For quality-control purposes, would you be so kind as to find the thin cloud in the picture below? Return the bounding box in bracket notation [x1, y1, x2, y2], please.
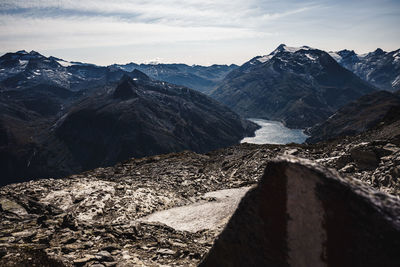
[0, 0, 316, 27]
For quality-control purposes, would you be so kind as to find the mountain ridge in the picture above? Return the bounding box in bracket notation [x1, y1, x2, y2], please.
[330, 47, 400, 91]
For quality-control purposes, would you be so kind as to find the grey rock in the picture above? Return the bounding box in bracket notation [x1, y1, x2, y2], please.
[96, 250, 114, 262]
[73, 255, 96, 266]
[157, 248, 176, 256]
[340, 164, 355, 173]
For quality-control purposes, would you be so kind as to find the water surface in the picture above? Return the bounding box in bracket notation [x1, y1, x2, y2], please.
[241, 119, 308, 145]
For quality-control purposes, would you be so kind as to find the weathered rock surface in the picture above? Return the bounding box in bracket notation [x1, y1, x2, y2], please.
[200, 157, 400, 267]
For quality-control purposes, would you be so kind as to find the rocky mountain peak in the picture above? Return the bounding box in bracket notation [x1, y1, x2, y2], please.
[29, 50, 42, 56]
[275, 43, 287, 52]
[269, 44, 313, 56]
[372, 48, 385, 55]
[337, 49, 357, 58]
[113, 76, 138, 99]
[15, 50, 28, 55]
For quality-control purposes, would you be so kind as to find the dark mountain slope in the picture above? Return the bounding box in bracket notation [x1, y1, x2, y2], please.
[0, 101, 46, 185]
[307, 90, 400, 143]
[54, 76, 257, 171]
[211, 44, 376, 128]
[0, 72, 257, 185]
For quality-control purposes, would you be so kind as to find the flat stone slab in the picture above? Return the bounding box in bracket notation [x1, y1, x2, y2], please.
[139, 187, 252, 232]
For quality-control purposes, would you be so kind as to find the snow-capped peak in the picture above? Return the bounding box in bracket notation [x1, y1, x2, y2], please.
[272, 44, 314, 54]
[256, 44, 315, 63]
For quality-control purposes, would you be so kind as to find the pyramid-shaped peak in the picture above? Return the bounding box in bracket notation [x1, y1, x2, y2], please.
[372, 48, 385, 55]
[29, 50, 43, 56]
[113, 76, 138, 99]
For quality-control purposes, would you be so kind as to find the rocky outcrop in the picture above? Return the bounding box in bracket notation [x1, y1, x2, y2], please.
[200, 157, 400, 267]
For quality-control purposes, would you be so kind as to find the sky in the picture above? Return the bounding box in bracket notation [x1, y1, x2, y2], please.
[0, 0, 399, 66]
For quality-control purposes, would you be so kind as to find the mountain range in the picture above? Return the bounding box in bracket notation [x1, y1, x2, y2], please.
[113, 62, 238, 94]
[0, 51, 256, 185]
[210, 44, 377, 128]
[1, 45, 399, 185]
[1, 45, 400, 266]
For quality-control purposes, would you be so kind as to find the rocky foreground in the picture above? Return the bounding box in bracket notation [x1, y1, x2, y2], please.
[1, 129, 400, 266]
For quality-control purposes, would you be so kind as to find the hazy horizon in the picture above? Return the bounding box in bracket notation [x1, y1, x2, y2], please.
[1, 0, 399, 66]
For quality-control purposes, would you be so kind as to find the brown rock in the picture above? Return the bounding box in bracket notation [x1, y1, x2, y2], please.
[350, 144, 379, 170]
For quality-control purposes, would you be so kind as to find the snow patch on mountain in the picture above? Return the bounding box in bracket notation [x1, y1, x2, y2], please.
[18, 59, 29, 67]
[392, 75, 400, 87]
[257, 55, 272, 63]
[305, 53, 318, 61]
[281, 45, 313, 53]
[328, 52, 342, 61]
[56, 60, 75, 67]
[393, 51, 400, 63]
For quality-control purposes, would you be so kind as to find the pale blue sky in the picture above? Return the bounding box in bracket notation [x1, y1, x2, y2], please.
[0, 0, 399, 66]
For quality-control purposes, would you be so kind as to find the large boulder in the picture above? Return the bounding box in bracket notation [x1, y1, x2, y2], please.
[199, 157, 400, 267]
[349, 143, 380, 170]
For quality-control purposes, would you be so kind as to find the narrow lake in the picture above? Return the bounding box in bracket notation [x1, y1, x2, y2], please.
[241, 119, 308, 145]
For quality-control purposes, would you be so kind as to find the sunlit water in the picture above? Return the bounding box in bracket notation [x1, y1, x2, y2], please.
[241, 119, 309, 145]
